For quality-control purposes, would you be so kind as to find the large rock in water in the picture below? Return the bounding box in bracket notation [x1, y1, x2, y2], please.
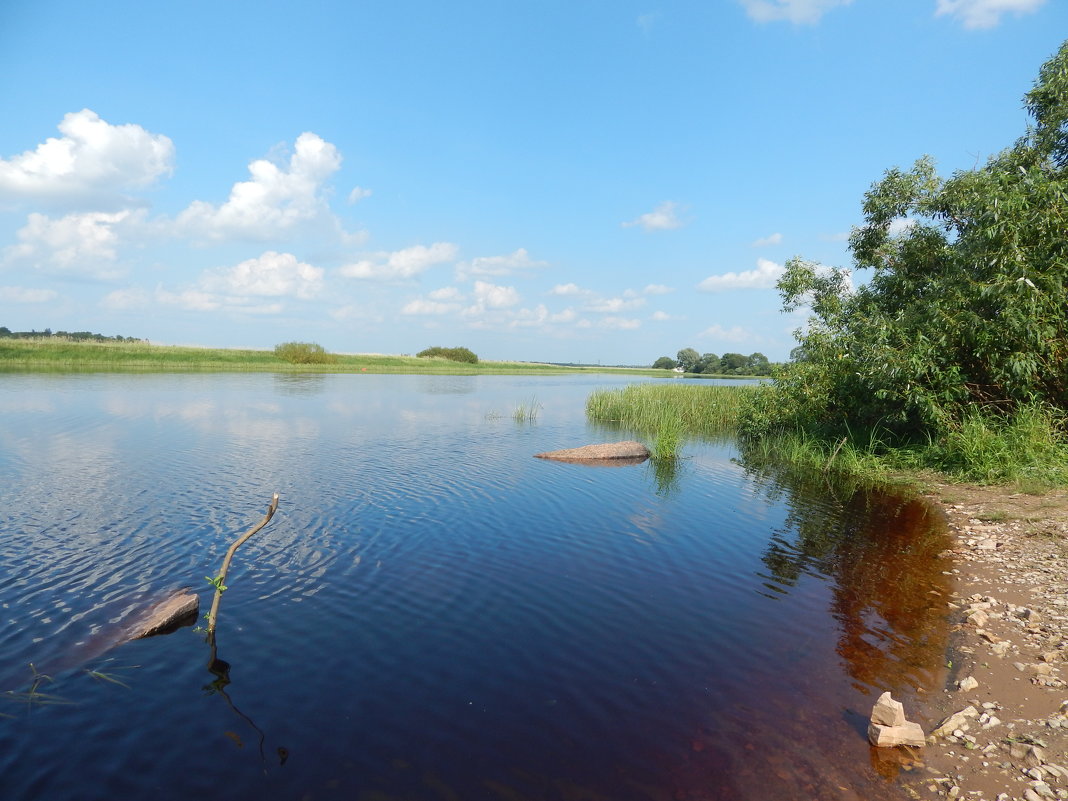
[868, 691, 926, 748]
[534, 441, 651, 464]
[129, 590, 200, 639]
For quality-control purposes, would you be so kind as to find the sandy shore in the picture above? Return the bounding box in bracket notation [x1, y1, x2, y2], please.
[897, 486, 1068, 801]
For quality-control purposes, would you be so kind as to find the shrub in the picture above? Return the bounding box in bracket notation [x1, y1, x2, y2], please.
[416, 346, 478, 364]
[273, 342, 337, 364]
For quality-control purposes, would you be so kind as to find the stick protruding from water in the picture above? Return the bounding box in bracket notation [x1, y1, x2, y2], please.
[206, 493, 279, 638]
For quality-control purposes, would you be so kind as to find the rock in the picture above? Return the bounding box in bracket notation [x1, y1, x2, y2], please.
[966, 609, 990, 627]
[957, 676, 980, 692]
[931, 706, 979, 738]
[871, 691, 908, 727]
[868, 720, 927, 748]
[533, 441, 651, 464]
[129, 590, 200, 639]
[868, 691, 925, 748]
[1010, 743, 1046, 767]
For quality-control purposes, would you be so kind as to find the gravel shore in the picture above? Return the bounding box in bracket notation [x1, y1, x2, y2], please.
[899, 487, 1068, 801]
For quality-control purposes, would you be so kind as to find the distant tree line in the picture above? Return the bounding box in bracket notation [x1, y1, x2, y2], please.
[652, 348, 778, 376]
[417, 346, 479, 364]
[0, 326, 143, 343]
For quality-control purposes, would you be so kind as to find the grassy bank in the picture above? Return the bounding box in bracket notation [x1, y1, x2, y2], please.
[0, 338, 664, 376]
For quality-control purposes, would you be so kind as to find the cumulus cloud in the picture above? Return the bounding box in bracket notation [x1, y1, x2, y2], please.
[935, 0, 1046, 29]
[428, 286, 463, 301]
[401, 298, 460, 316]
[101, 287, 150, 310]
[622, 201, 684, 231]
[4, 210, 142, 278]
[643, 284, 673, 295]
[751, 232, 783, 247]
[455, 248, 547, 280]
[738, 0, 853, 24]
[697, 258, 784, 292]
[888, 217, 917, 236]
[649, 310, 672, 321]
[0, 285, 58, 303]
[0, 109, 174, 203]
[467, 280, 519, 312]
[156, 286, 283, 314]
[699, 323, 751, 343]
[201, 251, 324, 299]
[584, 296, 647, 313]
[339, 242, 458, 280]
[549, 282, 589, 296]
[177, 132, 343, 241]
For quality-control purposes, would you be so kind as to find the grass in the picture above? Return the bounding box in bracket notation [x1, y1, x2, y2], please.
[512, 397, 542, 423]
[586, 382, 754, 435]
[0, 338, 667, 376]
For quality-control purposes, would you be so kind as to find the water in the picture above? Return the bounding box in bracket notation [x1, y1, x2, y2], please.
[0, 373, 951, 800]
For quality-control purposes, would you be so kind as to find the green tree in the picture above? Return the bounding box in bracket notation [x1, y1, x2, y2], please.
[743, 39, 1068, 445]
[652, 356, 676, 369]
[720, 353, 747, 373]
[746, 352, 771, 375]
[694, 352, 720, 374]
[676, 348, 700, 372]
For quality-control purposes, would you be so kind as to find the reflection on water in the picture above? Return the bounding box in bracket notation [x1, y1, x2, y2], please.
[0, 373, 952, 801]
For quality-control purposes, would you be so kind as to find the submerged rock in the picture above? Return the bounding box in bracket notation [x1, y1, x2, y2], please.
[868, 691, 926, 748]
[129, 590, 200, 639]
[533, 441, 650, 464]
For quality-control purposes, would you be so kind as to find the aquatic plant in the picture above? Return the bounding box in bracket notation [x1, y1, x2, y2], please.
[512, 397, 542, 423]
[586, 383, 753, 435]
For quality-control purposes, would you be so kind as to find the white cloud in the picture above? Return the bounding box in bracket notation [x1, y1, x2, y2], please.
[888, 217, 917, 236]
[600, 316, 642, 330]
[347, 186, 372, 204]
[468, 280, 519, 311]
[201, 251, 324, 299]
[643, 284, 673, 295]
[0, 109, 174, 202]
[401, 298, 459, 316]
[584, 296, 647, 313]
[455, 247, 547, 280]
[697, 258, 784, 292]
[622, 200, 684, 231]
[549, 282, 588, 296]
[101, 287, 150, 310]
[820, 231, 851, 242]
[0, 285, 58, 303]
[738, 0, 853, 24]
[428, 286, 463, 301]
[4, 210, 140, 278]
[339, 242, 458, 280]
[935, 0, 1046, 29]
[751, 232, 783, 247]
[650, 310, 672, 321]
[699, 323, 751, 343]
[155, 287, 283, 315]
[177, 132, 343, 241]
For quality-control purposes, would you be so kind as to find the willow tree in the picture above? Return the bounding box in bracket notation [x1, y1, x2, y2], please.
[744, 40, 1068, 445]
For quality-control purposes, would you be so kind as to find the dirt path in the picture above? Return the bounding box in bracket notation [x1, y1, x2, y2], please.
[899, 485, 1068, 801]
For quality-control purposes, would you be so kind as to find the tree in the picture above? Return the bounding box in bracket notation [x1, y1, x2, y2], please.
[746, 352, 771, 374]
[720, 352, 747, 373]
[652, 356, 677, 369]
[743, 40, 1068, 442]
[694, 352, 720, 374]
[676, 348, 700, 372]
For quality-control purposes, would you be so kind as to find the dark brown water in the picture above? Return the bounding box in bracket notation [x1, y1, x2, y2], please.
[0, 374, 952, 800]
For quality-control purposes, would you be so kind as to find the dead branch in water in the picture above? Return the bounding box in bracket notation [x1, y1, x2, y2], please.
[206, 493, 279, 639]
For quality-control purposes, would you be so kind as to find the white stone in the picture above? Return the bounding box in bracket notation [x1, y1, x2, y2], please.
[958, 676, 980, 692]
[868, 721, 926, 748]
[871, 691, 907, 727]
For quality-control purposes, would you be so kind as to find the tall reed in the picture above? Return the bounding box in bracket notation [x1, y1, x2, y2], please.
[586, 383, 753, 436]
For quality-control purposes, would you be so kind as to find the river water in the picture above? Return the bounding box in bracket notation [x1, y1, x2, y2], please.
[0, 373, 951, 801]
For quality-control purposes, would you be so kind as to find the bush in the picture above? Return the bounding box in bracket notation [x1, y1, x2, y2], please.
[416, 346, 478, 364]
[273, 342, 337, 364]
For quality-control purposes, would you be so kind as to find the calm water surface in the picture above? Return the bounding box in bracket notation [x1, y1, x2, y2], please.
[0, 373, 951, 801]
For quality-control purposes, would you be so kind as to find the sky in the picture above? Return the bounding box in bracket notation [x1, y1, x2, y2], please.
[0, 0, 1064, 365]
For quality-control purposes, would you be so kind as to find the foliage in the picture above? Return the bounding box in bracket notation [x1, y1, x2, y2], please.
[416, 346, 479, 364]
[652, 356, 677, 370]
[741, 40, 1068, 484]
[273, 341, 337, 365]
[676, 348, 700, 372]
[0, 325, 141, 343]
[660, 346, 776, 375]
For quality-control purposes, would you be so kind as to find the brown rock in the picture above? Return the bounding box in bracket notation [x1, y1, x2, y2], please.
[931, 706, 979, 738]
[534, 441, 651, 464]
[868, 721, 927, 748]
[871, 691, 908, 727]
[130, 590, 200, 639]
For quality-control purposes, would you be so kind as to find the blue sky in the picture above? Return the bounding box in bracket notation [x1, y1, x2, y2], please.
[0, 0, 1063, 364]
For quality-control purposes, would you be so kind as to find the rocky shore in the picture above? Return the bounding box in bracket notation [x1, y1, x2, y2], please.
[900, 486, 1068, 801]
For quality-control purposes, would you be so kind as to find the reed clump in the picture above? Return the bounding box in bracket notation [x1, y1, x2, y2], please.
[586, 383, 753, 436]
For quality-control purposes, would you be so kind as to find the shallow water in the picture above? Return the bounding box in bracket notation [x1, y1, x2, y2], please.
[0, 373, 951, 800]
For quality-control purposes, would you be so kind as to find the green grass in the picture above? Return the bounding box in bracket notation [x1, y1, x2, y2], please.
[512, 397, 542, 423]
[586, 382, 754, 435]
[0, 338, 667, 376]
